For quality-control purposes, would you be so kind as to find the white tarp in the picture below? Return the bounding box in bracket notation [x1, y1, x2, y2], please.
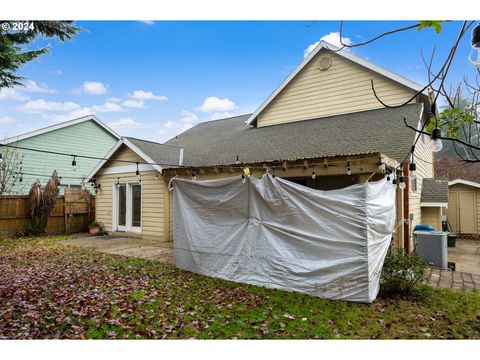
[172, 175, 395, 303]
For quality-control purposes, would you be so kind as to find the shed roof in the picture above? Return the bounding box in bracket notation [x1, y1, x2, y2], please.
[421, 178, 449, 204]
[161, 103, 423, 168]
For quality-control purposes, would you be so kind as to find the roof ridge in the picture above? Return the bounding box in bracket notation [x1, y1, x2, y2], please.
[125, 136, 182, 149]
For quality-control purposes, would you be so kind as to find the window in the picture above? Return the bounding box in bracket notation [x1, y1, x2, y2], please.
[115, 183, 141, 232]
[411, 177, 417, 193]
[131, 184, 141, 228]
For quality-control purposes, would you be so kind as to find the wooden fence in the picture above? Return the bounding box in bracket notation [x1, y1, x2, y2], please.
[0, 192, 95, 237]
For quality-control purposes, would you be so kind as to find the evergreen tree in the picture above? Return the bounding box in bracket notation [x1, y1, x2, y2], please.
[0, 21, 81, 88]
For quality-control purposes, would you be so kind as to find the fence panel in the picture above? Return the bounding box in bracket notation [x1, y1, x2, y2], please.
[0, 195, 95, 237]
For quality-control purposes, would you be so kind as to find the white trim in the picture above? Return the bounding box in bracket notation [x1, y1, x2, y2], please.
[421, 202, 448, 208]
[113, 181, 142, 233]
[86, 137, 164, 180]
[1, 114, 120, 144]
[98, 163, 155, 175]
[86, 140, 124, 180]
[245, 40, 427, 126]
[448, 179, 480, 189]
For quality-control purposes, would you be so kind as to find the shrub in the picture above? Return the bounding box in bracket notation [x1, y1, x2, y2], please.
[24, 217, 45, 236]
[380, 247, 428, 297]
[89, 220, 101, 227]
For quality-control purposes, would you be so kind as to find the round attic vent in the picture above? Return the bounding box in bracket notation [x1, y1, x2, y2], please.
[317, 56, 332, 71]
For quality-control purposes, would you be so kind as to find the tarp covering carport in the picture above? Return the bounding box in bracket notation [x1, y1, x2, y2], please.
[172, 175, 395, 303]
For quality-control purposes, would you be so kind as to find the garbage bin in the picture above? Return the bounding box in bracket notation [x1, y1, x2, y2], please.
[447, 233, 457, 248]
[414, 231, 448, 270]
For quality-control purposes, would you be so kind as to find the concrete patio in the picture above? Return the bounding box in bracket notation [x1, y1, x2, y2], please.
[60, 233, 173, 264]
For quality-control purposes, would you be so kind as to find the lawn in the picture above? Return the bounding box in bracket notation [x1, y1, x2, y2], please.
[0, 236, 479, 339]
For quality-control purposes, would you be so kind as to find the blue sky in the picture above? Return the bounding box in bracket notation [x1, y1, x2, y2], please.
[0, 20, 477, 143]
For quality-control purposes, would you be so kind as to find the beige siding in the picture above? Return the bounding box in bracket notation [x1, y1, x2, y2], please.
[421, 207, 442, 231]
[448, 184, 480, 234]
[257, 49, 417, 127]
[409, 136, 435, 249]
[104, 146, 144, 168]
[95, 145, 170, 243]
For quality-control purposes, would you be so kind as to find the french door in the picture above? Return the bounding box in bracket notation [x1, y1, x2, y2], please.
[115, 183, 141, 232]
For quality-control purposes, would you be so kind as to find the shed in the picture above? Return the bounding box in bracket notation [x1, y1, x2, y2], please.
[447, 179, 480, 235]
[420, 178, 449, 231]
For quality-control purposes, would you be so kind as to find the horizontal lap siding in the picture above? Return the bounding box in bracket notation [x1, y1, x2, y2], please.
[257, 49, 417, 127]
[95, 145, 169, 242]
[7, 120, 118, 194]
[410, 137, 435, 248]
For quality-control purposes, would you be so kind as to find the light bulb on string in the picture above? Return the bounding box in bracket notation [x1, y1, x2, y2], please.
[192, 170, 196, 181]
[135, 162, 140, 180]
[311, 170, 316, 180]
[346, 161, 352, 175]
[0, 153, 3, 164]
[72, 156, 77, 171]
[399, 175, 406, 190]
[430, 128, 443, 153]
[469, 22, 480, 68]
[241, 173, 246, 184]
[409, 163, 416, 180]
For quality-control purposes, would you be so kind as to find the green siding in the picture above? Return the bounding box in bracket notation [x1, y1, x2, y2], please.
[8, 120, 118, 194]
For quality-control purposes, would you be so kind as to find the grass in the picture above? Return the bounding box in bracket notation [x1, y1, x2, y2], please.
[0, 235, 479, 339]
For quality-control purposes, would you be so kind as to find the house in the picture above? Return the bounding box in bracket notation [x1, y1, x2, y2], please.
[88, 41, 439, 254]
[0, 115, 120, 195]
[447, 179, 480, 235]
[420, 178, 449, 231]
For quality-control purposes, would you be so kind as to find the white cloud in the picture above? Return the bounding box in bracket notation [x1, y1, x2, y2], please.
[157, 110, 201, 142]
[107, 97, 121, 103]
[23, 80, 57, 94]
[51, 69, 63, 75]
[139, 20, 155, 25]
[128, 90, 167, 101]
[209, 112, 233, 120]
[0, 80, 56, 101]
[195, 96, 237, 113]
[0, 116, 15, 124]
[45, 102, 123, 122]
[77, 81, 107, 95]
[0, 88, 29, 101]
[107, 118, 148, 130]
[18, 99, 81, 113]
[122, 99, 145, 108]
[303, 32, 353, 58]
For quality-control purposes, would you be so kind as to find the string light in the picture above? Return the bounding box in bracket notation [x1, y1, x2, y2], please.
[409, 146, 417, 180]
[311, 170, 316, 179]
[235, 155, 240, 164]
[399, 175, 406, 190]
[192, 170, 196, 181]
[430, 128, 443, 152]
[0, 153, 3, 164]
[71, 156, 77, 171]
[347, 161, 352, 176]
[241, 173, 246, 184]
[155, 172, 159, 180]
[469, 22, 480, 67]
[135, 162, 140, 178]
[386, 169, 391, 182]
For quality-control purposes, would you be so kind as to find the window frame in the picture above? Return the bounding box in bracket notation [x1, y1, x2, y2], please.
[113, 182, 142, 233]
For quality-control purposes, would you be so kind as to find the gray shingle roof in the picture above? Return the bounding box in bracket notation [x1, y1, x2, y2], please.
[421, 178, 449, 203]
[125, 137, 182, 167]
[161, 103, 422, 167]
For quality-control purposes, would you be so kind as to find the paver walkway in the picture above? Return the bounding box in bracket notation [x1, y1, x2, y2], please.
[427, 268, 479, 291]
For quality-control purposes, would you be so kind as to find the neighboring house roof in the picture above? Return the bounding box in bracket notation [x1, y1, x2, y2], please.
[163, 103, 423, 168]
[421, 178, 449, 205]
[246, 41, 427, 126]
[87, 136, 183, 179]
[0, 114, 120, 144]
[448, 179, 480, 189]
